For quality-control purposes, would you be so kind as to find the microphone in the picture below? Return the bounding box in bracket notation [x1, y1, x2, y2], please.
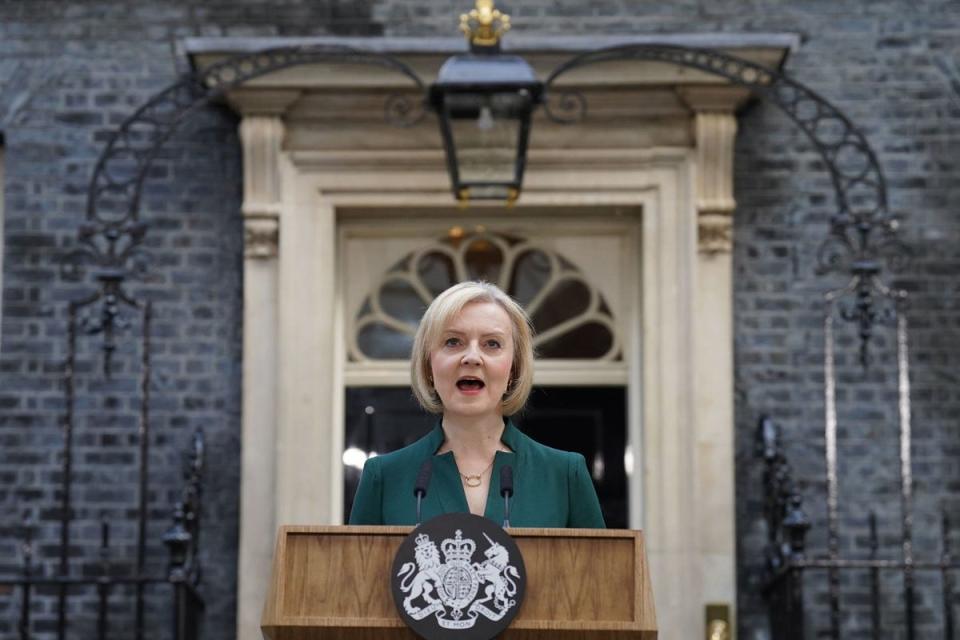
[414, 459, 432, 526]
[500, 465, 514, 528]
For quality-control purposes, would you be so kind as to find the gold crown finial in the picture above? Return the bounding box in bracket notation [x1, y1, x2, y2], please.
[459, 0, 510, 48]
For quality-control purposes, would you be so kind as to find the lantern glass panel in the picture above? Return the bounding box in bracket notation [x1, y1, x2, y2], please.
[450, 117, 519, 184]
[444, 91, 529, 186]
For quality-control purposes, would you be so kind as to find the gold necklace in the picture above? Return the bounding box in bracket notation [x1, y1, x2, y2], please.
[459, 457, 495, 488]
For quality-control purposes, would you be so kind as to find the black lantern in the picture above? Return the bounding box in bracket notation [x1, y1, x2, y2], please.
[430, 0, 543, 205]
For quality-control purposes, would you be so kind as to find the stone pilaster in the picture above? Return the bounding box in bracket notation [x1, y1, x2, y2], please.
[236, 109, 287, 640]
[681, 88, 744, 631]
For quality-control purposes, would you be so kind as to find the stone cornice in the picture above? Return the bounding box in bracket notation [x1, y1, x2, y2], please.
[181, 33, 799, 60]
[184, 33, 797, 95]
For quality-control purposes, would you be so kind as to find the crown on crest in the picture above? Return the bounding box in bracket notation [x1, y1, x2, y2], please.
[441, 529, 476, 562]
[415, 532, 431, 547]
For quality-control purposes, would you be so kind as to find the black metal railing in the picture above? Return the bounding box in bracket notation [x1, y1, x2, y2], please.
[1, 291, 205, 639]
[2, 429, 204, 640]
[0, 330, 205, 640]
[758, 415, 958, 639]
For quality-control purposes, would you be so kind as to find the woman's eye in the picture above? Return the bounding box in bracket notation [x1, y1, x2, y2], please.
[486, 340, 501, 349]
[444, 337, 461, 347]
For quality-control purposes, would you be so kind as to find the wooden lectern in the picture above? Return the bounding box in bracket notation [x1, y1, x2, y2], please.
[261, 525, 657, 639]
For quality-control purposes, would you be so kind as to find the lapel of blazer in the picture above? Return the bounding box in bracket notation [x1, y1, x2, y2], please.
[417, 424, 467, 515]
[432, 452, 467, 514]
[423, 419, 527, 520]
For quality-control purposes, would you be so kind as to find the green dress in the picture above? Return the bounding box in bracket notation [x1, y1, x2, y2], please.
[348, 419, 606, 528]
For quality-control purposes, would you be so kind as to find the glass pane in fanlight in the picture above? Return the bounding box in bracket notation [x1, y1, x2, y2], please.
[380, 278, 426, 324]
[530, 279, 591, 332]
[509, 249, 552, 305]
[450, 116, 519, 184]
[537, 321, 615, 359]
[357, 323, 414, 359]
[416, 251, 457, 297]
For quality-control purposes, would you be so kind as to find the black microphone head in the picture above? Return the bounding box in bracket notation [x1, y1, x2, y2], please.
[499, 464, 514, 498]
[414, 458, 433, 498]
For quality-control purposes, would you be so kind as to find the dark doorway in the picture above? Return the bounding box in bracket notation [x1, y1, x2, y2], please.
[343, 386, 628, 527]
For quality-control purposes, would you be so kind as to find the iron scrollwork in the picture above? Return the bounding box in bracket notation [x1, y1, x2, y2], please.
[65, 45, 428, 375]
[3, 429, 208, 640]
[542, 44, 911, 365]
[758, 413, 959, 640]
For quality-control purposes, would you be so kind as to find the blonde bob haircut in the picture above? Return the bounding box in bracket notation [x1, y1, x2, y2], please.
[411, 281, 534, 416]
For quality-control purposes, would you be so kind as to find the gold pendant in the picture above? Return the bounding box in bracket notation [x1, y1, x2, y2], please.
[463, 474, 482, 487]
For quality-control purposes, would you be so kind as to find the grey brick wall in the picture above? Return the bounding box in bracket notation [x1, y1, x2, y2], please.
[0, 1, 957, 639]
[0, 6, 253, 637]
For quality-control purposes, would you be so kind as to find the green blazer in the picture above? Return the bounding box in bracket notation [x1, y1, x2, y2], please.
[348, 420, 606, 528]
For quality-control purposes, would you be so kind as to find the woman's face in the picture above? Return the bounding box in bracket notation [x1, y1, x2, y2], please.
[429, 301, 515, 420]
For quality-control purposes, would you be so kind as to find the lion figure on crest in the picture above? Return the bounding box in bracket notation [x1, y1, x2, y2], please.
[396, 534, 443, 613]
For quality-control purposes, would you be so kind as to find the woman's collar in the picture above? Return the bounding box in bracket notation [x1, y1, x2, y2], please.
[500, 418, 522, 453]
[430, 417, 522, 455]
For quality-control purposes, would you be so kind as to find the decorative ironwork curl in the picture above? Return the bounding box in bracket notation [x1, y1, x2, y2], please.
[823, 262, 908, 368]
[837, 272, 905, 368]
[77, 280, 138, 376]
[542, 89, 587, 124]
[384, 92, 428, 127]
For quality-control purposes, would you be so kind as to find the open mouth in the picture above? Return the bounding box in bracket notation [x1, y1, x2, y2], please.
[456, 377, 485, 391]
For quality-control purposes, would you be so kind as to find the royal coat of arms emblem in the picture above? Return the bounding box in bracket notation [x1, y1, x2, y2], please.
[391, 512, 526, 640]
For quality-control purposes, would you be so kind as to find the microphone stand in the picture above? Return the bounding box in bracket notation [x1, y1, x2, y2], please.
[500, 465, 513, 528]
[415, 489, 425, 525]
[414, 459, 432, 526]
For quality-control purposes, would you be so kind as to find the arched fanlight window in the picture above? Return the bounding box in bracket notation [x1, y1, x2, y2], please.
[349, 230, 620, 362]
